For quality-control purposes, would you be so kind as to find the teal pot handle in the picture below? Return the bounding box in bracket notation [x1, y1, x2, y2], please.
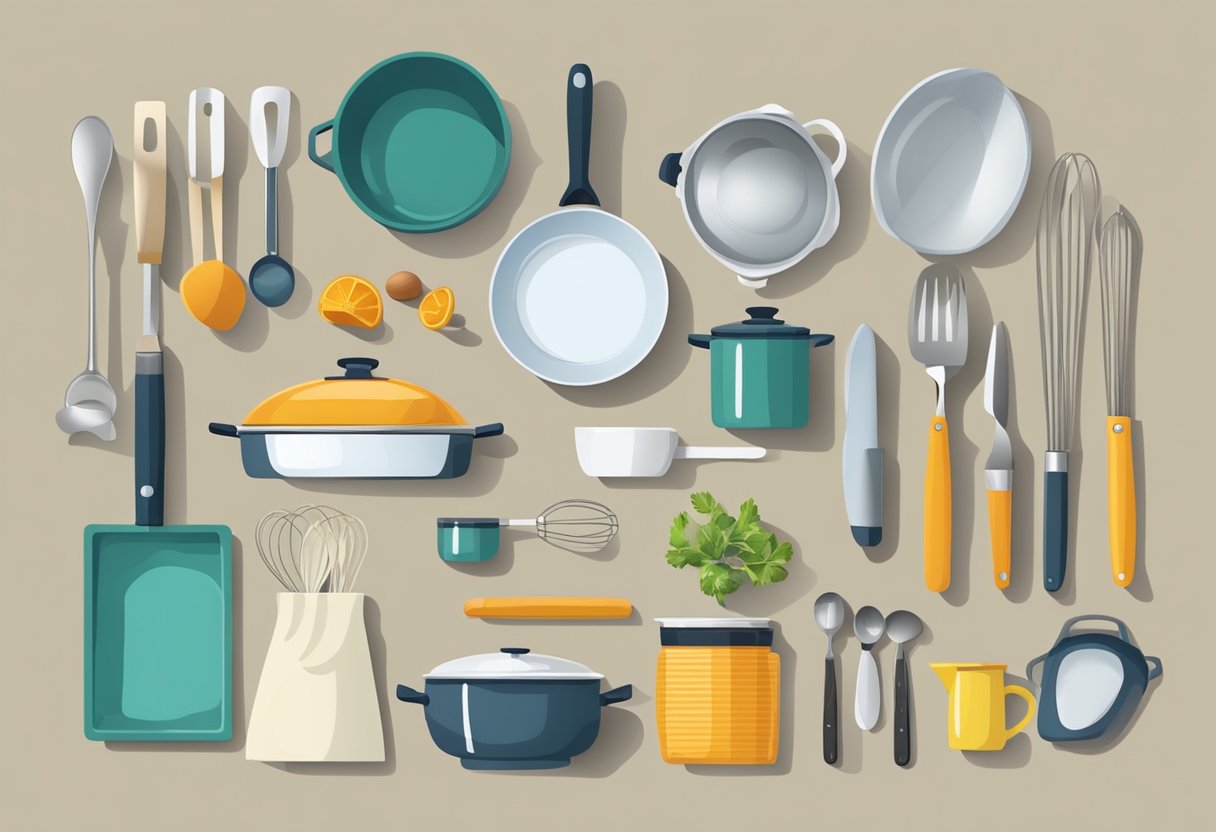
[688, 334, 711, 349]
[599, 684, 633, 707]
[396, 684, 430, 705]
[809, 333, 835, 348]
[308, 120, 335, 172]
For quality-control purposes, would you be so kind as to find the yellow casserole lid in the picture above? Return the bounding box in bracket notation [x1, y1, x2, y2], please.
[244, 357, 466, 426]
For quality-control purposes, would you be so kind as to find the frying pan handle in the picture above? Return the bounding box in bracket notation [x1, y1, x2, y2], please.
[659, 152, 682, 187]
[1145, 656, 1163, 681]
[307, 120, 335, 173]
[208, 422, 240, 438]
[559, 64, 599, 207]
[802, 118, 847, 178]
[473, 423, 505, 439]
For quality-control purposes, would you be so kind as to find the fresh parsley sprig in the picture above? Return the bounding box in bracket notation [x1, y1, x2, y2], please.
[666, 492, 793, 605]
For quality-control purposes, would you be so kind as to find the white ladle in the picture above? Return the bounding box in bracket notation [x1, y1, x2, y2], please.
[57, 116, 117, 440]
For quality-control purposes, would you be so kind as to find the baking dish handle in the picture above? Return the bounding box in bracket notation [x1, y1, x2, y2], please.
[658, 153, 682, 187]
[1145, 656, 1163, 682]
[1025, 652, 1047, 688]
[1059, 614, 1130, 644]
[473, 423, 505, 438]
[208, 422, 239, 438]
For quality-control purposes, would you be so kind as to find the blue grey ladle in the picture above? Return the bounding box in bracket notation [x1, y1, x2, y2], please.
[248, 87, 294, 307]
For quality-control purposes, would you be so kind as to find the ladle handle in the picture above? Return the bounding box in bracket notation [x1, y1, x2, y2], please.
[823, 656, 838, 764]
[894, 652, 910, 766]
[265, 166, 278, 256]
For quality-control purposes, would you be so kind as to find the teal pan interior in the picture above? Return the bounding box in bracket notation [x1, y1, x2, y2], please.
[83, 525, 232, 741]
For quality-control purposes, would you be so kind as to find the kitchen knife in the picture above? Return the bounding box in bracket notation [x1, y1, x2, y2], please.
[843, 324, 882, 546]
[133, 101, 166, 527]
[983, 322, 1012, 588]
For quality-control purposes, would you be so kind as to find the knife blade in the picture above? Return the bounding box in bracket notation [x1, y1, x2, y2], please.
[842, 324, 882, 546]
[983, 322, 1012, 587]
[134, 101, 167, 527]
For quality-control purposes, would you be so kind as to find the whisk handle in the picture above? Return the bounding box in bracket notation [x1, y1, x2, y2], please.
[1043, 460, 1069, 592]
[1107, 417, 1136, 587]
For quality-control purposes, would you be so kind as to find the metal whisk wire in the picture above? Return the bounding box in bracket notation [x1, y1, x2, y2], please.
[1036, 152, 1102, 452]
[533, 499, 619, 553]
[1099, 208, 1141, 417]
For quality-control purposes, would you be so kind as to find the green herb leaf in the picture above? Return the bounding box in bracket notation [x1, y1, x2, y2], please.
[736, 497, 759, 530]
[699, 562, 745, 604]
[690, 491, 721, 517]
[696, 522, 728, 559]
[740, 540, 793, 586]
[669, 511, 691, 549]
[666, 547, 713, 569]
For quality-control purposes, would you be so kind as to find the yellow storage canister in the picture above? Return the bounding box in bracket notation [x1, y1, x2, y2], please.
[655, 617, 779, 765]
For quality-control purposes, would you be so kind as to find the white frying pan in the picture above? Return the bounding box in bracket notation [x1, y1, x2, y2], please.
[490, 64, 668, 386]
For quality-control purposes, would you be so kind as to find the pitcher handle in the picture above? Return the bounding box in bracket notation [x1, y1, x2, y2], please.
[1003, 684, 1036, 741]
[802, 118, 846, 178]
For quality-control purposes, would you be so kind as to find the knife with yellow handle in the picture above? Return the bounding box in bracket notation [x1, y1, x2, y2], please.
[1099, 207, 1142, 588]
[983, 323, 1012, 589]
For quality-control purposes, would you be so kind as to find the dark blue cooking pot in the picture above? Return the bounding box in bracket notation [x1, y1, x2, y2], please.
[396, 647, 631, 769]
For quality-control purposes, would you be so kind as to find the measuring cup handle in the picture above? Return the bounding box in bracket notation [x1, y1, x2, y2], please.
[308, 120, 335, 173]
[1003, 684, 1036, 741]
[802, 118, 847, 178]
[673, 446, 766, 461]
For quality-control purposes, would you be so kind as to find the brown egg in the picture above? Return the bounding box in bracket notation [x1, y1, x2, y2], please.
[386, 270, 423, 301]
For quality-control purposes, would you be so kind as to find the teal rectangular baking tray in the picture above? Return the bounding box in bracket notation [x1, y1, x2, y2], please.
[84, 524, 232, 741]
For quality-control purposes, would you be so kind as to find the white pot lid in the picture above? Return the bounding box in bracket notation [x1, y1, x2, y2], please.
[424, 647, 603, 680]
[655, 617, 773, 628]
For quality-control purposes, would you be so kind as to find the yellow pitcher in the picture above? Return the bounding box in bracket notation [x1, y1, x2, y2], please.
[931, 663, 1035, 751]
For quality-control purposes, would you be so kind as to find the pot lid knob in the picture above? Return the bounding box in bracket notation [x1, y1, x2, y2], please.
[331, 357, 380, 379]
[500, 647, 531, 656]
[744, 306, 783, 324]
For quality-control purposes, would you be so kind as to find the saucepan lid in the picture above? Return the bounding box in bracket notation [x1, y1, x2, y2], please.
[424, 647, 603, 680]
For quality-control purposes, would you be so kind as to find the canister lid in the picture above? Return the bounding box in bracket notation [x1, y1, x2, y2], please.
[425, 647, 603, 680]
[709, 307, 811, 339]
[656, 617, 775, 647]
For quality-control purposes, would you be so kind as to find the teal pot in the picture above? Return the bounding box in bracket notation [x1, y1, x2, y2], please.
[689, 307, 833, 429]
[308, 52, 511, 233]
[437, 518, 500, 562]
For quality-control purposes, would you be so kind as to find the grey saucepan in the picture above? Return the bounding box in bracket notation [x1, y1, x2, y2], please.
[396, 647, 632, 770]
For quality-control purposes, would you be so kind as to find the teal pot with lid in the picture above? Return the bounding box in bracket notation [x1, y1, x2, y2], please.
[689, 307, 833, 429]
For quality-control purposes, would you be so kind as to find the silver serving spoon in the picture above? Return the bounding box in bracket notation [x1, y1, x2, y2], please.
[854, 605, 885, 730]
[814, 592, 845, 764]
[57, 116, 117, 440]
[886, 610, 923, 767]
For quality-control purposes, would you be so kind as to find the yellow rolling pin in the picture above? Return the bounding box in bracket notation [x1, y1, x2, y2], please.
[1098, 208, 1141, 588]
[464, 598, 633, 619]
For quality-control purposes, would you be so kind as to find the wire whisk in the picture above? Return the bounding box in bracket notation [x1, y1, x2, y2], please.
[255, 505, 368, 593]
[1098, 207, 1142, 418]
[502, 499, 619, 553]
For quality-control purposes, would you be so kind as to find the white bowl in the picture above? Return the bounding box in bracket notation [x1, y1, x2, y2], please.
[872, 68, 1031, 255]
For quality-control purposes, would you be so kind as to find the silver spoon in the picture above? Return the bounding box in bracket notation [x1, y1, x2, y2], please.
[886, 610, 923, 766]
[854, 605, 885, 730]
[814, 592, 845, 764]
[57, 116, 116, 440]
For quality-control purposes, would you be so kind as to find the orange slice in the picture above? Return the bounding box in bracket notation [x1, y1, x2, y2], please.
[419, 286, 455, 330]
[319, 275, 383, 328]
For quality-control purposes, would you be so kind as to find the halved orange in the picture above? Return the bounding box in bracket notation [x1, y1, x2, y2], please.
[319, 275, 383, 329]
[419, 286, 455, 330]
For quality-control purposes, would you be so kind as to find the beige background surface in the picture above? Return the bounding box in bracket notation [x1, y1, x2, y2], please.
[2, 0, 1213, 828]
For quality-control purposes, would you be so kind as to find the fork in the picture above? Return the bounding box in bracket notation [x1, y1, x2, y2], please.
[907, 264, 969, 592]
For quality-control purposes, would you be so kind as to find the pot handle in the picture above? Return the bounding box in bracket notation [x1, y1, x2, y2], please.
[802, 118, 847, 178]
[1058, 614, 1131, 644]
[473, 423, 505, 439]
[599, 684, 633, 707]
[809, 333, 836, 349]
[658, 153, 682, 187]
[208, 422, 239, 438]
[307, 120, 335, 173]
[1025, 652, 1047, 688]
[396, 684, 430, 706]
[688, 334, 711, 349]
[1145, 655, 1163, 682]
